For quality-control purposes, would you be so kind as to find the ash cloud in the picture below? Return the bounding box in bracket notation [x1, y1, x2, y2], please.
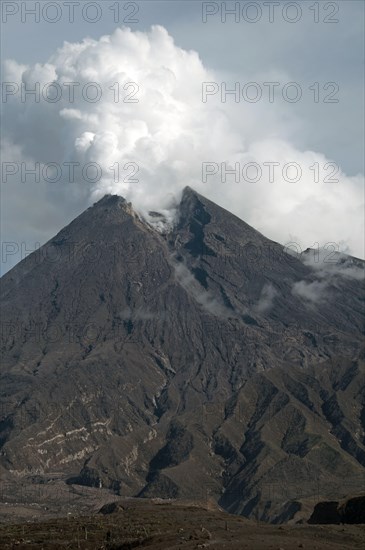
[253, 283, 278, 314]
[292, 248, 364, 305]
[172, 257, 231, 318]
[119, 307, 165, 322]
[301, 249, 365, 281]
[292, 280, 328, 304]
[2, 25, 364, 264]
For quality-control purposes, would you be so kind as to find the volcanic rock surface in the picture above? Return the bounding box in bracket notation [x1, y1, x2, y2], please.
[1, 187, 364, 522]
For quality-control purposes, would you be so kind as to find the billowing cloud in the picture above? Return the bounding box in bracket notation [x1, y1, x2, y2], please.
[254, 283, 278, 314]
[292, 247, 364, 305]
[292, 280, 328, 304]
[301, 248, 364, 280]
[172, 257, 231, 317]
[2, 25, 364, 264]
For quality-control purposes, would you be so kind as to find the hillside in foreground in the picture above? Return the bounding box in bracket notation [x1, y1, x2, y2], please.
[1, 498, 365, 549]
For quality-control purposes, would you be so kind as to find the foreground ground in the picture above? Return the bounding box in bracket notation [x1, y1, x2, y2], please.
[0, 499, 364, 549]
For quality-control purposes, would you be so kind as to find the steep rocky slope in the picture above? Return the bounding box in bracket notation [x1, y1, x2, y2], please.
[1, 187, 364, 522]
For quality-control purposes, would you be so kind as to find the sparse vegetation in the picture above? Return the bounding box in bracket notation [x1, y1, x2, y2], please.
[0, 501, 365, 549]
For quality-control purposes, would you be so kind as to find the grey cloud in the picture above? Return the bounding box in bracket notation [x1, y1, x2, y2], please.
[253, 283, 277, 314]
[292, 280, 328, 304]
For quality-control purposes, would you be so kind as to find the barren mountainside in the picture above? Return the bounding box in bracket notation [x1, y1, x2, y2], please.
[1, 187, 364, 522]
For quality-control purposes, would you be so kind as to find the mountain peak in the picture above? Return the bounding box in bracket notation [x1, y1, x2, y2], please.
[1, 186, 364, 525]
[93, 194, 127, 207]
[181, 185, 200, 199]
[92, 193, 137, 217]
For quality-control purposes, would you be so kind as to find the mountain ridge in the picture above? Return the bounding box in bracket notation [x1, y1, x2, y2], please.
[0, 187, 364, 523]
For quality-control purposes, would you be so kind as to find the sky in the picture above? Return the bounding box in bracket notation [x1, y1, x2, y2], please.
[1, 0, 364, 274]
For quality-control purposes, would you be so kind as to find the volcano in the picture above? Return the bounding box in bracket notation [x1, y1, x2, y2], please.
[1, 187, 364, 523]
